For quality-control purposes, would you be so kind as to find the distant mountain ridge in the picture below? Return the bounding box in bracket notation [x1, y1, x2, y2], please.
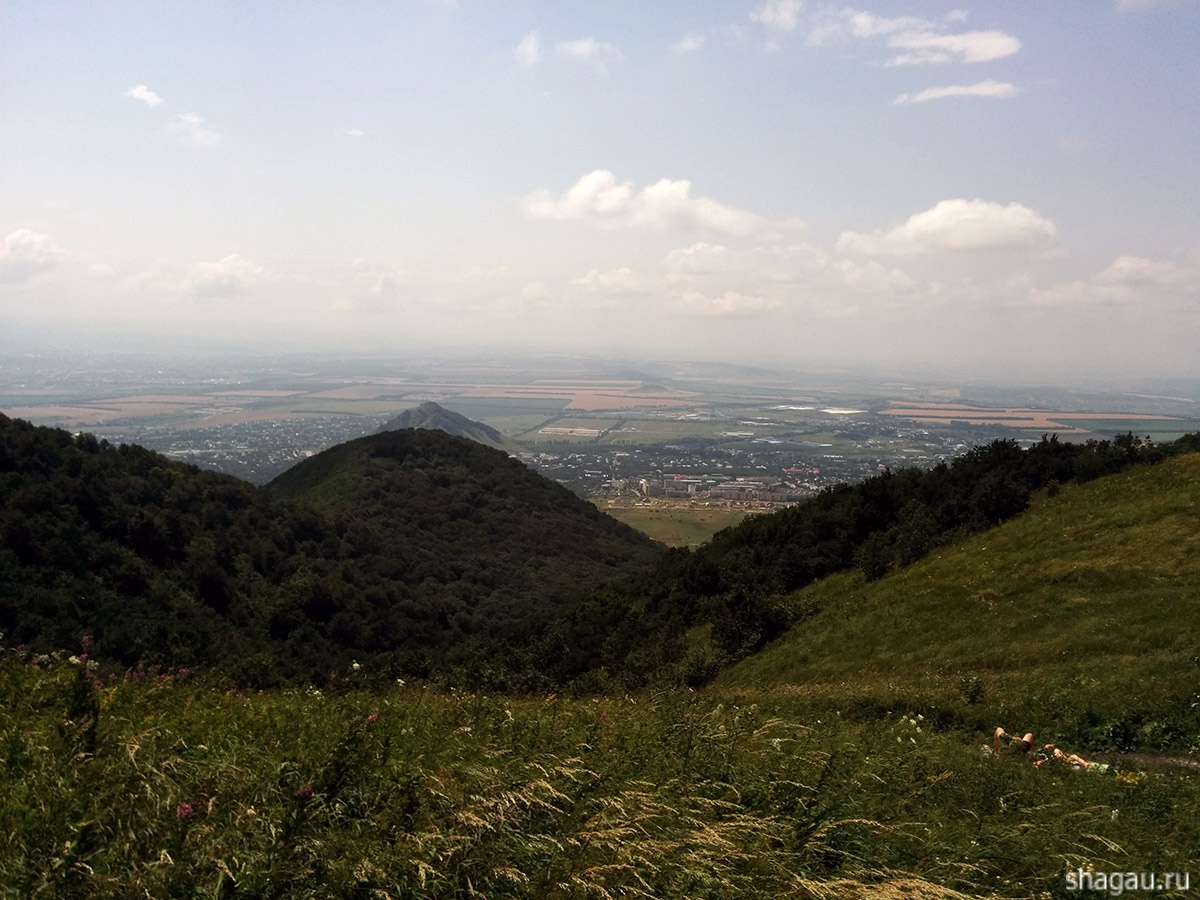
[378, 402, 504, 448]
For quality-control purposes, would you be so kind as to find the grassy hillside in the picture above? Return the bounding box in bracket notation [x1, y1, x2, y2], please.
[5, 657, 1197, 899]
[720, 453, 1200, 751]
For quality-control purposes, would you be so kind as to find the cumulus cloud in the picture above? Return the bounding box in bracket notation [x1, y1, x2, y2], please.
[168, 112, 223, 149]
[895, 79, 1018, 105]
[523, 170, 770, 236]
[751, 0, 805, 34]
[837, 199, 1057, 255]
[124, 84, 163, 108]
[513, 31, 540, 67]
[665, 241, 916, 298]
[0, 229, 65, 283]
[673, 33, 707, 54]
[182, 254, 265, 298]
[886, 29, 1021, 65]
[811, 9, 1020, 65]
[571, 267, 652, 295]
[672, 289, 781, 317]
[556, 38, 623, 73]
[1030, 255, 1200, 307]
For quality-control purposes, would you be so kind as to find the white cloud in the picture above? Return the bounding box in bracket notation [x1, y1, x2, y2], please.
[886, 29, 1021, 66]
[1031, 255, 1200, 307]
[895, 79, 1019, 105]
[673, 33, 707, 54]
[124, 85, 163, 108]
[665, 241, 916, 297]
[182, 254, 265, 298]
[555, 38, 623, 73]
[523, 170, 770, 237]
[811, 9, 1020, 65]
[571, 267, 652, 295]
[168, 112, 223, 149]
[673, 289, 781, 317]
[513, 31, 540, 67]
[0, 228, 65, 283]
[838, 199, 1057, 255]
[344, 128, 365, 137]
[751, 0, 805, 34]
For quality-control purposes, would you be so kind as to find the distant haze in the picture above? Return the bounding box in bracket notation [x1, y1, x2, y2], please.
[2, 1, 1198, 380]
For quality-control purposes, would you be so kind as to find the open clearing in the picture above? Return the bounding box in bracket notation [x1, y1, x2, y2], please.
[598, 502, 753, 547]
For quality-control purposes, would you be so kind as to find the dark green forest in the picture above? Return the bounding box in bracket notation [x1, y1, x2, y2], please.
[0, 415, 660, 684]
[2, 411, 1196, 689]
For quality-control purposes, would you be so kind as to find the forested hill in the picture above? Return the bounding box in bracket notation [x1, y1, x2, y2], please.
[264, 426, 664, 618]
[0, 414, 662, 683]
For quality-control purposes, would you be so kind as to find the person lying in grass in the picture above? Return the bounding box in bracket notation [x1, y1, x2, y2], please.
[993, 726, 1034, 753]
[1033, 744, 1095, 769]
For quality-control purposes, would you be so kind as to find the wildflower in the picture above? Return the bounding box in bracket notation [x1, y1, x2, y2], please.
[178, 668, 189, 678]
[93, 682, 105, 692]
[366, 713, 379, 724]
[295, 784, 314, 801]
[684, 713, 691, 722]
[351, 661, 361, 671]
[395, 678, 406, 687]
[599, 711, 608, 724]
[176, 803, 194, 820]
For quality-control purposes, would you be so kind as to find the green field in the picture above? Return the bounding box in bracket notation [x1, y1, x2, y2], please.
[599, 504, 753, 547]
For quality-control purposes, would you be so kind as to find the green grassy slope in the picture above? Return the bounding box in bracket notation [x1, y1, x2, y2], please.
[719, 453, 1200, 749]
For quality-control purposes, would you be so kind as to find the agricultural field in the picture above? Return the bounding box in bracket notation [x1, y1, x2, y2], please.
[597, 503, 753, 547]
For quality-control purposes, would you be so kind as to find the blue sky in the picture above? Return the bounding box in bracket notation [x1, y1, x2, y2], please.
[2, 0, 1198, 380]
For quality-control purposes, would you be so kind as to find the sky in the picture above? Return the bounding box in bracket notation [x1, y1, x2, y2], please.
[2, 0, 1198, 381]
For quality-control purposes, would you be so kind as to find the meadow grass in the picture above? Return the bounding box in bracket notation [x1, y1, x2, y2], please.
[2, 656, 1197, 899]
[718, 455, 1200, 753]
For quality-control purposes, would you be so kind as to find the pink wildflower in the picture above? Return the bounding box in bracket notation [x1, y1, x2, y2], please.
[599, 711, 608, 724]
[295, 783, 314, 800]
[176, 803, 194, 820]
[366, 713, 379, 724]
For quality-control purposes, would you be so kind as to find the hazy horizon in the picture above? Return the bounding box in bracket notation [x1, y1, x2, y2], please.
[3, 1, 1198, 380]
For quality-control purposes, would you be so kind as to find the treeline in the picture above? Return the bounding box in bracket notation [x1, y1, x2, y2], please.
[511, 432, 1200, 691]
[0, 415, 661, 685]
[4, 409, 1197, 693]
